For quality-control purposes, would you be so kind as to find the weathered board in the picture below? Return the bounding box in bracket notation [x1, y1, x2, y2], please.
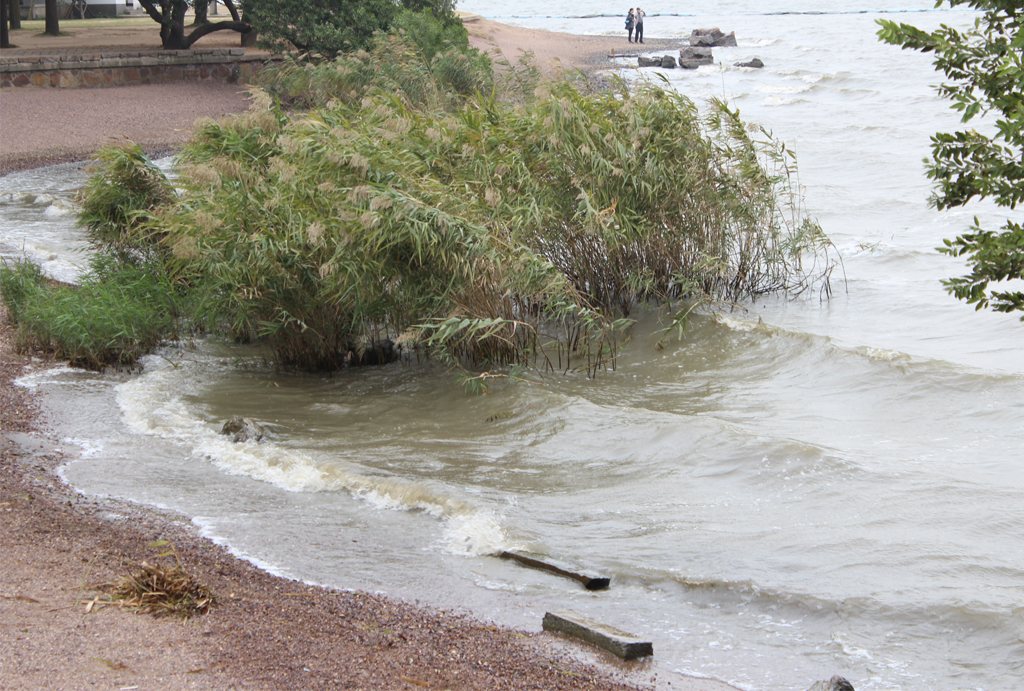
[542, 610, 654, 660]
[498, 551, 610, 590]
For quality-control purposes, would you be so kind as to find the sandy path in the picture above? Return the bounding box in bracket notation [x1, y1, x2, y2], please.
[0, 82, 254, 174]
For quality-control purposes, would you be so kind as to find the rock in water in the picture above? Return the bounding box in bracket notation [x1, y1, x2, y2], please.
[690, 28, 738, 47]
[735, 58, 765, 68]
[679, 46, 714, 69]
[638, 56, 662, 67]
[221, 416, 265, 443]
[807, 676, 856, 691]
[660, 55, 677, 69]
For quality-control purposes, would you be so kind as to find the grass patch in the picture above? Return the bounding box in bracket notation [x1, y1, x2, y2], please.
[0, 257, 180, 370]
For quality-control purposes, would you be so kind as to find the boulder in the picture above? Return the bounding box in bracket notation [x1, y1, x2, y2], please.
[679, 46, 713, 69]
[348, 338, 398, 366]
[735, 58, 765, 69]
[221, 416, 265, 443]
[689, 28, 738, 48]
[638, 56, 662, 67]
[660, 55, 677, 69]
[807, 677, 856, 691]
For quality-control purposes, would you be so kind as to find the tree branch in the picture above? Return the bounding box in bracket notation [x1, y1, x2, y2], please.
[222, 0, 241, 22]
[184, 20, 251, 48]
[135, 0, 164, 25]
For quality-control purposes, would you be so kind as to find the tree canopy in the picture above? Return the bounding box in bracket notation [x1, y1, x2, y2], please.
[243, 0, 458, 58]
[878, 1, 1024, 318]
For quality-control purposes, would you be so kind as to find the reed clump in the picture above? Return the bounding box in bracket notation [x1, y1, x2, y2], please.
[256, 15, 496, 112]
[0, 257, 180, 370]
[154, 77, 833, 372]
[1, 20, 835, 376]
[77, 144, 175, 261]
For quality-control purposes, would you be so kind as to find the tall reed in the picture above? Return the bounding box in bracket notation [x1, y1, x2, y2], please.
[153, 77, 834, 372]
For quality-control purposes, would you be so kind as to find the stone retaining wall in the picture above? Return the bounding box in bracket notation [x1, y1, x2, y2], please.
[0, 49, 274, 88]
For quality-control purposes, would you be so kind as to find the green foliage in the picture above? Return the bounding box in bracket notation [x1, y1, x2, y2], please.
[243, 0, 458, 59]
[154, 78, 831, 372]
[0, 257, 180, 370]
[392, 7, 468, 61]
[51, 31, 830, 375]
[243, 0, 395, 57]
[77, 144, 174, 261]
[243, 0, 464, 59]
[0, 259, 45, 324]
[400, 0, 457, 21]
[878, 2, 1024, 317]
[256, 29, 494, 112]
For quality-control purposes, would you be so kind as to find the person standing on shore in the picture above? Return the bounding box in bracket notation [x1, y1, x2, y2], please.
[626, 8, 636, 43]
[634, 7, 646, 43]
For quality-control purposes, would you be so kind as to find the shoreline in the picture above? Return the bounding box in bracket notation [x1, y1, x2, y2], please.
[0, 313, 657, 689]
[0, 18, 736, 690]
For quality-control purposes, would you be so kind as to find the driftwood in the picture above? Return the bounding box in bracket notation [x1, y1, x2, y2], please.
[498, 551, 610, 590]
[542, 610, 653, 660]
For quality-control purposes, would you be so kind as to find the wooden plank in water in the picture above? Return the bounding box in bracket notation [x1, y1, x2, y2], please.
[498, 551, 610, 590]
[542, 610, 654, 660]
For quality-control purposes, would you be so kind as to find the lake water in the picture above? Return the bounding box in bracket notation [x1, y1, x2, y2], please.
[2, 2, 1022, 689]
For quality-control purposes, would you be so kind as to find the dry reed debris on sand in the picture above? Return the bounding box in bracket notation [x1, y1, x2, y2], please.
[106, 541, 215, 619]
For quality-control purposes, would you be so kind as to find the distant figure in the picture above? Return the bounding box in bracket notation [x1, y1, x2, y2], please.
[625, 8, 635, 43]
[634, 7, 646, 43]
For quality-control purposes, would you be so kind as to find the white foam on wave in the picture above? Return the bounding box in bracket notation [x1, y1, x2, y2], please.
[14, 365, 84, 389]
[62, 436, 105, 459]
[745, 37, 780, 48]
[114, 349, 512, 555]
[853, 345, 912, 364]
[714, 314, 766, 333]
[442, 511, 512, 556]
[43, 202, 74, 218]
[714, 313, 919, 368]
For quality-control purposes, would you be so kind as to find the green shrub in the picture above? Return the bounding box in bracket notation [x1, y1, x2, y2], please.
[77, 144, 174, 261]
[4, 257, 180, 370]
[155, 80, 833, 372]
[0, 259, 46, 324]
[392, 7, 469, 61]
[257, 30, 495, 112]
[244, 0, 460, 59]
[244, 0, 398, 58]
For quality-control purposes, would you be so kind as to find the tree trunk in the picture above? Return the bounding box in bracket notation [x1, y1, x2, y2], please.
[193, 0, 207, 25]
[8, 0, 21, 31]
[238, 4, 254, 47]
[44, 0, 59, 36]
[161, 0, 188, 47]
[124, 0, 249, 50]
[1, 0, 10, 49]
